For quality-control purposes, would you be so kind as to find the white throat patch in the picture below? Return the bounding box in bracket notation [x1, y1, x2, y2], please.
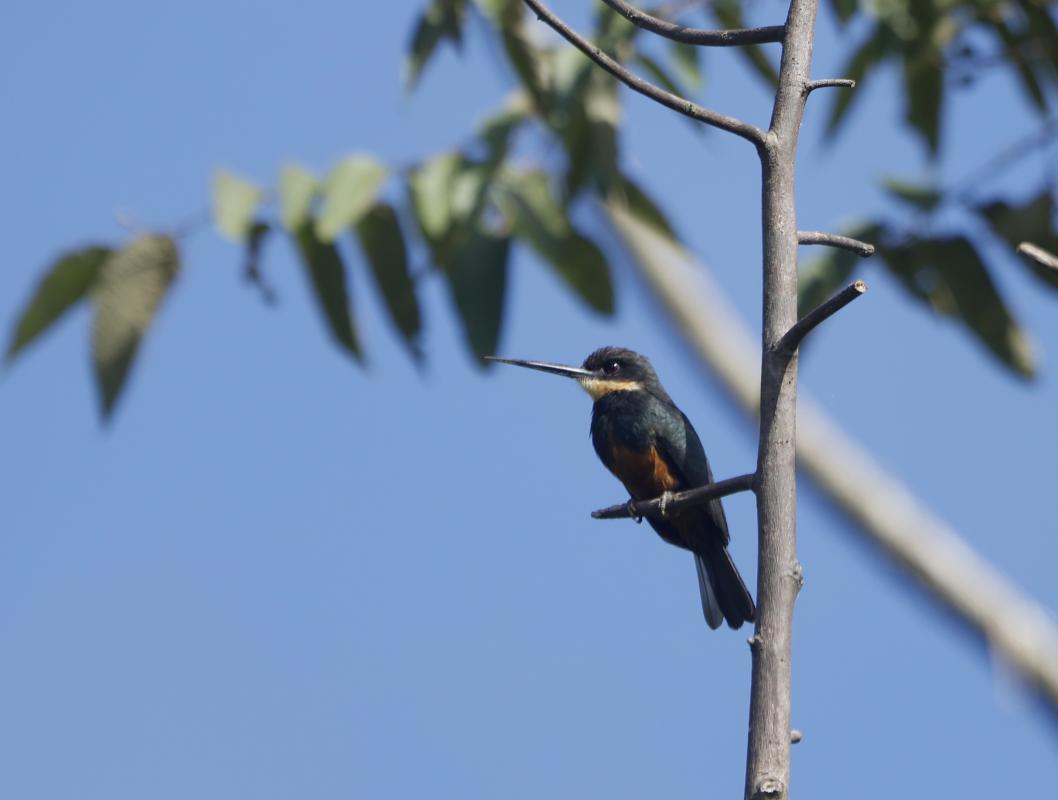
[577, 377, 643, 400]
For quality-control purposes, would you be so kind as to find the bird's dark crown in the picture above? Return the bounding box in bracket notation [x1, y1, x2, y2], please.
[580, 347, 665, 398]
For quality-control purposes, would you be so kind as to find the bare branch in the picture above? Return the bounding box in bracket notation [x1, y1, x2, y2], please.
[797, 230, 875, 256]
[600, 0, 784, 46]
[606, 201, 1058, 721]
[591, 472, 756, 520]
[1017, 241, 1058, 272]
[805, 78, 855, 93]
[778, 280, 867, 354]
[519, 0, 766, 146]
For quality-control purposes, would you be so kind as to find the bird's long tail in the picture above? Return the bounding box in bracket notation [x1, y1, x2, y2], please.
[695, 546, 755, 630]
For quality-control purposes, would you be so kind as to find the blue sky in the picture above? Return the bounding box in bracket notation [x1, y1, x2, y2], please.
[3, 1, 1058, 798]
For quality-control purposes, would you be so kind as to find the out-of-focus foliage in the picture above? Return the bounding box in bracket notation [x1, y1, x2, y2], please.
[9, 0, 1058, 419]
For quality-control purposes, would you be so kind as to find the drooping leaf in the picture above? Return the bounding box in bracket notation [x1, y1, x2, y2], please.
[634, 53, 686, 97]
[406, 0, 468, 90]
[243, 221, 276, 304]
[799, 223, 882, 316]
[882, 236, 1035, 377]
[293, 223, 361, 359]
[408, 152, 462, 244]
[977, 192, 1058, 290]
[829, 0, 859, 25]
[903, 49, 944, 155]
[442, 229, 510, 361]
[608, 174, 679, 241]
[278, 165, 318, 232]
[494, 2, 550, 114]
[356, 203, 422, 358]
[90, 235, 180, 419]
[1020, 1, 1058, 87]
[668, 41, 702, 91]
[501, 169, 614, 313]
[711, 0, 779, 87]
[315, 156, 388, 242]
[989, 16, 1047, 112]
[212, 170, 264, 242]
[478, 100, 528, 165]
[7, 246, 110, 362]
[881, 177, 943, 212]
[826, 25, 893, 139]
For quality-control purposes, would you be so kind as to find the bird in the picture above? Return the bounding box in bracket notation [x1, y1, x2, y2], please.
[488, 346, 755, 629]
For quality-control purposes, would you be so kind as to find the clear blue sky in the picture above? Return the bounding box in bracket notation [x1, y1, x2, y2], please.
[3, 2, 1057, 797]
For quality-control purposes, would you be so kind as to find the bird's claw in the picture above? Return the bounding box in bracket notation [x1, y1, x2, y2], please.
[626, 498, 643, 524]
[658, 490, 674, 519]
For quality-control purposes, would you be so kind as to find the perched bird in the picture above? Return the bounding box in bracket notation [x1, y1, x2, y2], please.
[489, 346, 755, 629]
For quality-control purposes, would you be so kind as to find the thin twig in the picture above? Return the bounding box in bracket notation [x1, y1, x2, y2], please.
[805, 78, 855, 93]
[1017, 241, 1058, 272]
[600, 0, 784, 45]
[591, 472, 756, 520]
[519, 0, 766, 146]
[778, 280, 867, 354]
[797, 230, 875, 256]
[606, 201, 1058, 721]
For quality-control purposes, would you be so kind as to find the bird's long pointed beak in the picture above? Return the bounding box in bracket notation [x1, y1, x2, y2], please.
[485, 356, 594, 380]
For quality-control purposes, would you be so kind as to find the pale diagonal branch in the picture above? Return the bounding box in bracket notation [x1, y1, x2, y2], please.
[778, 280, 867, 354]
[519, 0, 766, 146]
[600, 0, 784, 45]
[797, 230, 875, 256]
[1017, 242, 1058, 272]
[606, 201, 1058, 718]
[591, 472, 756, 520]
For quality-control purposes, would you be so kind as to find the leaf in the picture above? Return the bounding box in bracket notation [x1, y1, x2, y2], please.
[883, 236, 1035, 377]
[798, 223, 882, 315]
[478, 101, 528, 164]
[442, 229, 510, 361]
[608, 174, 678, 241]
[356, 203, 422, 357]
[315, 156, 388, 242]
[502, 169, 614, 313]
[989, 16, 1047, 112]
[903, 49, 944, 155]
[212, 170, 264, 242]
[826, 25, 893, 139]
[406, 0, 467, 90]
[243, 221, 276, 304]
[7, 246, 111, 362]
[668, 41, 702, 90]
[711, 0, 779, 87]
[881, 177, 943, 212]
[91, 235, 180, 419]
[977, 191, 1058, 290]
[293, 223, 361, 359]
[278, 165, 318, 232]
[634, 53, 685, 97]
[828, 0, 859, 24]
[496, 4, 550, 114]
[408, 152, 462, 244]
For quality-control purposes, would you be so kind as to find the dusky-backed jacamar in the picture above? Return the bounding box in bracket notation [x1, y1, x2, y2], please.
[490, 346, 755, 629]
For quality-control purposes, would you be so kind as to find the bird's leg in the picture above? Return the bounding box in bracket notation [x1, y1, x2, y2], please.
[658, 491, 674, 519]
[626, 497, 643, 524]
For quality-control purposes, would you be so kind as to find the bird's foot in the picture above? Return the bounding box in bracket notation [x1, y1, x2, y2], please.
[626, 498, 643, 524]
[658, 491, 674, 519]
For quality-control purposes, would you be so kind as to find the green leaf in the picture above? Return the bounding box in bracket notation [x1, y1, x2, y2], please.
[989, 16, 1047, 112]
[278, 165, 318, 232]
[634, 53, 685, 97]
[478, 101, 528, 164]
[883, 236, 1035, 377]
[826, 25, 893, 139]
[293, 223, 361, 359]
[829, 0, 859, 24]
[607, 174, 678, 241]
[212, 169, 264, 242]
[711, 0, 779, 87]
[977, 191, 1058, 290]
[799, 223, 882, 315]
[406, 0, 467, 90]
[442, 229, 510, 361]
[496, 4, 550, 114]
[243, 221, 276, 304]
[7, 246, 110, 362]
[502, 169, 614, 313]
[356, 203, 422, 357]
[315, 156, 388, 242]
[903, 49, 944, 155]
[881, 177, 943, 212]
[90, 235, 180, 419]
[668, 41, 702, 91]
[408, 152, 462, 244]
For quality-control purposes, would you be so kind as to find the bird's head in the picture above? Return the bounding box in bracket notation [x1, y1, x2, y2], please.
[487, 346, 661, 400]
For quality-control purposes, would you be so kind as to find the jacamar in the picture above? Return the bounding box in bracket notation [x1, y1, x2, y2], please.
[490, 346, 755, 629]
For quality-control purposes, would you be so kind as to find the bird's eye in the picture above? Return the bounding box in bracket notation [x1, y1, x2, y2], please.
[602, 360, 621, 375]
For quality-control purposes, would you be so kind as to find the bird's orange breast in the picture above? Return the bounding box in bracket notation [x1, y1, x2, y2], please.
[607, 443, 682, 501]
